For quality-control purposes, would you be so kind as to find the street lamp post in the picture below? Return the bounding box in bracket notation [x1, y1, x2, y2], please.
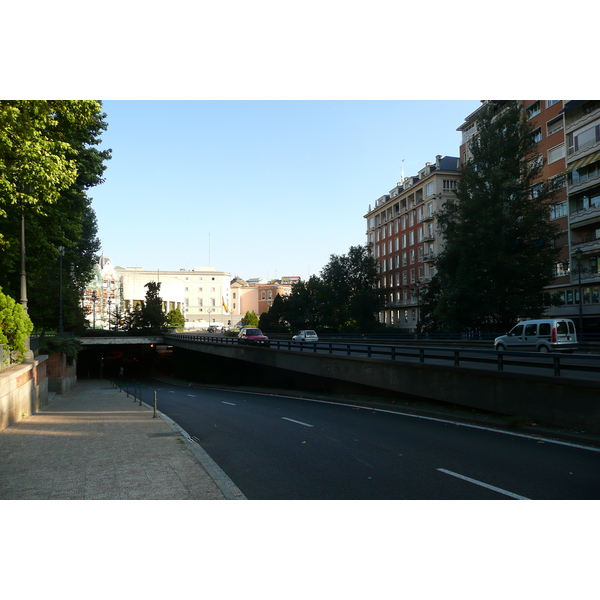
[91, 291, 98, 329]
[107, 297, 112, 331]
[410, 279, 421, 334]
[58, 246, 65, 334]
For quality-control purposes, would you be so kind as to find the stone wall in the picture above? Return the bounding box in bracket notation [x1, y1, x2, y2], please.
[0, 356, 49, 432]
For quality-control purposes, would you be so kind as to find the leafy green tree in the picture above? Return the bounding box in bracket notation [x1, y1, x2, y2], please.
[0, 287, 33, 363]
[242, 310, 259, 327]
[259, 294, 290, 332]
[435, 101, 560, 333]
[280, 276, 330, 330]
[319, 245, 383, 331]
[0, 101, 110, 332]
[133, 282, 168, 332]
[167, 307, 186, 331]
[276, 246, 384, 332]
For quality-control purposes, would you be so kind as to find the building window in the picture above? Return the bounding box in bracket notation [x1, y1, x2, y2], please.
[547, 100, 559, 108]
[410, 249, 415, 264]
[425, 182, 435, 197]
[409, 212, 414, 226]
[569, 125, 600, 154]
[547, 117, 563, 136]
[401, 216, 407, 230]
[526, 101, 541, 120]
[402, 252, 407, 266]
[443, 179, 457, 191]
[533, 127, 542, 143]
[570, 161, 599, 186]
[198, 298, 203, 306]
[548, 143, 564, 164]
[402, 234, 407, 249]
[409, 231, 414, 246]
[550, 201, 568, 220]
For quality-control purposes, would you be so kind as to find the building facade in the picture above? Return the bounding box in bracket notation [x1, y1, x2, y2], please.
[84, 259, 232, 329]
[563, 100, 600, 332]
[364, 155, 460, 331]
[230, 276, 293, 326]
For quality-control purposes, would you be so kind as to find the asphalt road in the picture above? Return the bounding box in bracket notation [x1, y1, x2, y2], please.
[139, 379, 600, 500]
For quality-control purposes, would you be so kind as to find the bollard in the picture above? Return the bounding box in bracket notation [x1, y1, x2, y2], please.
[126, 386, 130, 398]
[153, 391, 157, 418]
[138, 386, 142, 406]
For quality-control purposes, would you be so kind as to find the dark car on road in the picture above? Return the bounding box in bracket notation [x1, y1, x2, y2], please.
[237, 327, 270, 347]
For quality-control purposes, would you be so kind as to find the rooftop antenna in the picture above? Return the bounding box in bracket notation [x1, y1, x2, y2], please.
[401, 159, 405, 182]
[208, 232, 211, 267]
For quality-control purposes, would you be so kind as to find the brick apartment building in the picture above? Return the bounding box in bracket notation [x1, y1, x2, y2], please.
[364, 155, 460, 331]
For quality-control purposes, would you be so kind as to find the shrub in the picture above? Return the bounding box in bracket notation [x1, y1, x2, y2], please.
[0, 288, 34, 364]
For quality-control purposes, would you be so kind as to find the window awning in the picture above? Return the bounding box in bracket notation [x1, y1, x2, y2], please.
[565, 149, 600, 172]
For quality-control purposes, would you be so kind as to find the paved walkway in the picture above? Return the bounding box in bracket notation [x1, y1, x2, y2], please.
[0, 379, 245, 500]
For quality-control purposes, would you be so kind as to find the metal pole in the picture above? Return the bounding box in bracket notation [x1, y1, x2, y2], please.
[153, 391, 157, 418]
[20, 205, 28, 313]
[58, 246, 64, 334]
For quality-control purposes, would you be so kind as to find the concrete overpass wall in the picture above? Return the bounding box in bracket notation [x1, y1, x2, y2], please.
[168, 338, 600, 434]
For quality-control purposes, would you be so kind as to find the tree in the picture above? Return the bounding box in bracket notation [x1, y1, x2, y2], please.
[258, 294, 289, 332]
[319, 245, 384, 331]
[167, 307, 186, 331]
[434, 101, 560, 333]
[0, 101, 110, 332]
[134, 282, 168, 332]
[0, 287, 33, 363]
[275, 246, 384, 332]
[242, 311, 259, 328]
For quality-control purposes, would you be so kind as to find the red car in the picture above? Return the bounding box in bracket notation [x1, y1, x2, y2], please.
[237, 327, 270, 347]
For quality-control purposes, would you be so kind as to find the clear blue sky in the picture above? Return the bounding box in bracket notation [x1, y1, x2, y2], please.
[92, 100, 482, 280]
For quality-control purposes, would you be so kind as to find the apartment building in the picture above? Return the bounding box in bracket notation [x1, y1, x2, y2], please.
[364, 155, 460, 331]
[563, 100, 600, 332]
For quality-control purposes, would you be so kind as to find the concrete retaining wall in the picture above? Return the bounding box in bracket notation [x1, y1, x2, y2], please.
[0, 356, 49, 432]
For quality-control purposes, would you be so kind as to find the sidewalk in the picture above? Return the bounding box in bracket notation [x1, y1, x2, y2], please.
[0, 379, 245, 500]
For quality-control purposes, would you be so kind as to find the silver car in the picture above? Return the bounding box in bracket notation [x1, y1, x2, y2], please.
[494, 319, 577, 353]
[292, 330, 319, 343]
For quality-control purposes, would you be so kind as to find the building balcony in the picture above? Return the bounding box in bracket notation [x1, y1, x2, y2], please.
[422, 213, 435, 222]
[572, 237, 600, 255]
[423, 234, 435, 242]
[423, 253, 436, 263]
[570, 204, 600, 227]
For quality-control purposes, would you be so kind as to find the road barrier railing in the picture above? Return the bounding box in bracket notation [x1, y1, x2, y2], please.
[164, 334, 600, 379]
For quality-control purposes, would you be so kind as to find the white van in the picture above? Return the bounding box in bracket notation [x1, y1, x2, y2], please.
[494, 318, 578, 353]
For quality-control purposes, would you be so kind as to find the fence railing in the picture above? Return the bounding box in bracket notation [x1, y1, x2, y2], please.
[164, 334, 600, 380]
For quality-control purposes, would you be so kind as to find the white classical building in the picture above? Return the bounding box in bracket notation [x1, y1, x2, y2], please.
[84, 257, 232, 329]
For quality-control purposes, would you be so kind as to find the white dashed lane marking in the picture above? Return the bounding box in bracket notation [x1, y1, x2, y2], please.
[282, 417, 314, 428]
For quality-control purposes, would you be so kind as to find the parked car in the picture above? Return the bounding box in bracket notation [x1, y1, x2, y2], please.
[494, 318, 578, 353]
[292, 330, 319, 343]
[237, 327, 270, 347]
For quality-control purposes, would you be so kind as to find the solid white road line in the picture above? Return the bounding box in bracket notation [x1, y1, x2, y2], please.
[437, 468, 530, 500]
[221, 401, 236, 406]
[188, 394, 196, 397]
[282, 417, 314, 428]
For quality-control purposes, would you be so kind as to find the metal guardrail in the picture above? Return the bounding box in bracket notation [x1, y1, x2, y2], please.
[164, 334, 600, 380]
